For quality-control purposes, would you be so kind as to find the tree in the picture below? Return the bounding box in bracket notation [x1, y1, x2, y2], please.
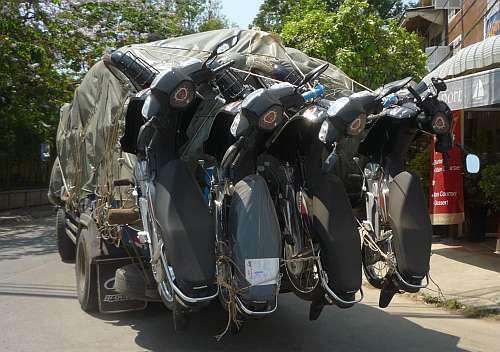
[253, 0, 409, 32]
[281, 0, 426, 89]
[0, 1, 73, 159]
[0, 0, 226, 163]
[198, 0, 229, 32]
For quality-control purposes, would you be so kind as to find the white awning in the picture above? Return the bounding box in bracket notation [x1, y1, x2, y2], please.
[424, 34, 500, 82]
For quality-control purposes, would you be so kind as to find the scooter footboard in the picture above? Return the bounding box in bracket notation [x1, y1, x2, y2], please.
[154, 159, 216, 297]
[388, 171, 432, 283]
[312, 174, 362, 298]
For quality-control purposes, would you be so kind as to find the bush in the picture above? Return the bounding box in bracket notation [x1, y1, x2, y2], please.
[478, 163, 500, 211]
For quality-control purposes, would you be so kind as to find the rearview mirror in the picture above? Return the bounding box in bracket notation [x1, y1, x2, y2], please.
[466, 154, 480, 174]
[299, 63, 329, 87]
[216, 35, 238, 54]
[431, 77, 447, 93]
[374, 76, 414, 99]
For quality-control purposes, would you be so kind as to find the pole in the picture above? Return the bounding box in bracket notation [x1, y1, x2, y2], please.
[495, 218, 500, 254]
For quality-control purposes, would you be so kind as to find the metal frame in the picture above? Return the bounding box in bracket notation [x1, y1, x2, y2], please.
[316, 256, 364, 306]
[394, 271, 429, 290]
[159, 243, 219, 304]
[234, 295, 278, 316]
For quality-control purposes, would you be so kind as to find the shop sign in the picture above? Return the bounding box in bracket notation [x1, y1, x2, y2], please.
[429, 111, 465, 225]
[439, 68, 500, 111]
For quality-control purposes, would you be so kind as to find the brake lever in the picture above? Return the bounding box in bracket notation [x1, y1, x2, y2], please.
[407, 86, 422, 103]
[367, 111, 385, 122]
[322, 144, 338, 174]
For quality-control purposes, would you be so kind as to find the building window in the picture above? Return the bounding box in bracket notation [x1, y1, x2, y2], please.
[448, 8, 461, 22]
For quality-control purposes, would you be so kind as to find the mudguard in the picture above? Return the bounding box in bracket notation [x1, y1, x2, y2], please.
[312, 174, 362, 297]
[154, 159, 216, 296]
[388, 171, 432, 282]
[229, 175, 281, 310]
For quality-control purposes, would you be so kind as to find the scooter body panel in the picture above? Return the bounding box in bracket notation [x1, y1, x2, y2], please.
[387, 171, 432, 282]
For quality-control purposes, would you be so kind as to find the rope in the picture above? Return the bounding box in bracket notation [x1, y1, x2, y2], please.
[214, 237, 317, 340]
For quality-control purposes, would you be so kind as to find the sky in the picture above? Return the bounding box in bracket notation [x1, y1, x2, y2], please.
[220, 0, 265, 28]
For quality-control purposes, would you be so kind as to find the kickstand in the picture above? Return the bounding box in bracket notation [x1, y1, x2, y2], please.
[309, 299, 325, 321]
[379, 278, 398, 308]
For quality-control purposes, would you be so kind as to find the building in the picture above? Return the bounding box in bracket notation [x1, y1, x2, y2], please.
[402, 0, 500, 250]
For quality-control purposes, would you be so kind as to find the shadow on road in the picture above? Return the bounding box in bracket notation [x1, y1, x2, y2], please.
[0, 218, 57, 260]
[0, 282, 77, 299]
[93, 295, 466, 352]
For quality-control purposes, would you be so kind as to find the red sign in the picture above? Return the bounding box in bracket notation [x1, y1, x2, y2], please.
[429, 111, 465, 225]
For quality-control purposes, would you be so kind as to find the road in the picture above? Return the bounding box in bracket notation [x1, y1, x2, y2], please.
[1, 214, 499, 352]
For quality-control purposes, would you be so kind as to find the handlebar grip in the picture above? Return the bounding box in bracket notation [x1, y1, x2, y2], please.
[382, 93, 398, 108]
[302, 83, 325, 101]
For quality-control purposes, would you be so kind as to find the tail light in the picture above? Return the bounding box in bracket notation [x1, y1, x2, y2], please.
[258, 105, 283, 131]
[347, 113, 367, 136]
[169, 80, 195, 109]
[431, 112, 450, 134]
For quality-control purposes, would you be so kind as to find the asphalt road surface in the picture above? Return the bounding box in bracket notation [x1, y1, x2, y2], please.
[1, 214, 499, 352]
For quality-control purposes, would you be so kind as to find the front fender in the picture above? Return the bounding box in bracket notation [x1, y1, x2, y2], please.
[388, 171, 432, 281]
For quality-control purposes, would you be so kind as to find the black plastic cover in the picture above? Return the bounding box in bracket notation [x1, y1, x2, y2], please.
[229, 174, 281, 307]
[154, 159, 216, 296]
[388, 171, 432, 280]
[311, 173, 362, 296]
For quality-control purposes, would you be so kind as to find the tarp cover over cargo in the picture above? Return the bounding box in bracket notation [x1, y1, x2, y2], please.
[50, 29, 357, 207]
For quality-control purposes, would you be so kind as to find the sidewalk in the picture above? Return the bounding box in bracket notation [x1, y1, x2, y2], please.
[0, 205, 55, 226]
[424, 238, 500, 311]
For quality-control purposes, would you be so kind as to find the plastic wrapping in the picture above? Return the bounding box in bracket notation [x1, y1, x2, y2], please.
[49, 28, 354, 213]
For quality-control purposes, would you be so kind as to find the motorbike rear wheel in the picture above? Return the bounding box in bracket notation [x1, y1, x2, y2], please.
[361, 235, 390, 289]
[282, 190, 320, 301]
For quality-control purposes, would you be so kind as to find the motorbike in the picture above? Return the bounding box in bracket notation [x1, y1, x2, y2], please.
[121, 34, 243, 330]
[314, 76, 481, 307]
[205, 63, 364, 327]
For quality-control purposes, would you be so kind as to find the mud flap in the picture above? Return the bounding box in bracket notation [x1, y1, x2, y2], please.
[388, 171, 432, 285]
[96, 257, 148, 313]
[311, 173, 362, 298]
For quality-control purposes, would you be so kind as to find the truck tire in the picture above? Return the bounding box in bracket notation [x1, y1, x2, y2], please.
[56, 208, 76, 262]
[76, 227, 99, 312]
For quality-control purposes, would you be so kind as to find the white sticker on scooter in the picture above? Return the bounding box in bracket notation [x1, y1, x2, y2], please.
[244, 258, 280, 286]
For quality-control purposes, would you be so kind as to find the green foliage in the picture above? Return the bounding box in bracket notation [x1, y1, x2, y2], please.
[0, 0, 226, 162]
[281, 0, 427, 89]
[478, 163, 500, 211]
[253, 0, 408, 32]
[199, 18, 227, 32]
[407, 145, 431, 196]
[0, 1, 73, 158]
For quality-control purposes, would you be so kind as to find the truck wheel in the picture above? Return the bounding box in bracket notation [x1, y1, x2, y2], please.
[76, 228, 99, 312]
[56, 208, 75, 262]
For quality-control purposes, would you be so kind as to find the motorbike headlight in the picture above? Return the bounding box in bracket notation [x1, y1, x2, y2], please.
[347, 113, 367, 136]
[431, 112, 451, 134]
[169, 80, 195, 109]
[258, 105, 283, 131]
[318, 119, 338, 144]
